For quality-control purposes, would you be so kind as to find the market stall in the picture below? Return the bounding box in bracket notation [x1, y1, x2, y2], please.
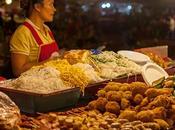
[0, 49, 174, 130]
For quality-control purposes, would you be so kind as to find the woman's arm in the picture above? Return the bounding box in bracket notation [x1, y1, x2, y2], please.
[11, 53, 50, 77]
[11, 53, 37, 77]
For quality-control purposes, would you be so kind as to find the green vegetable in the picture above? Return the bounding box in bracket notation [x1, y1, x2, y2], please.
[152, 77, 165, 88]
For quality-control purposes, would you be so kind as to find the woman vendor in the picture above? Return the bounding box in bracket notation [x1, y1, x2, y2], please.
[10, 0, 59, 77]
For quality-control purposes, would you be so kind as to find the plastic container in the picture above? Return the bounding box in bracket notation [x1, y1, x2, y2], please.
[142, 63, 169, 86]
[0, 87, 80, 114]
[118, 50, 151, 65]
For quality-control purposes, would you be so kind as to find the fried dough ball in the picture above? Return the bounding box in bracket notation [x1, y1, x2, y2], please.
[134, 124, 146, 130]
[123, 91, 133, 100]
[97, 89, 106, 97]
[157, 88, 173, 96]
[137, 110, 154, 122]
[131, 82, 148, 96]
[103, 112, 117, 119]
[133, 94, 144, 105]
[145, 88, 172, 99]
[154, 119, 169, 130]
[105, 101, 120, 114]
[121, 98, 130, 110]
[88, 100, 97, 110]
[145, 88, 158, 99]
[171, 105, 175, 113]
[119, 83, 131, 91]
[118, 110, 137, 121]
[104, 82, 121, 92]
[80, 125, 88, 130]
[140, 97, 149, 107]
[143, 122, 160, 130]
[152, 107, 166, 119]
[148, 95, 172, 109]
[106, 91, 123, 102]
[96, 97, 108, 112]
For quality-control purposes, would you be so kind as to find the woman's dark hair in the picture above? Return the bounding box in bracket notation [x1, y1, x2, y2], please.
[20, 0, 43, 17]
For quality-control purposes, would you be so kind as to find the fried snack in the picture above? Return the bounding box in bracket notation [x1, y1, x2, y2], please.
[96, 97, 108, 112]
[143, 52, 168, 68]
[119, 83, 131, 91]
[164, 80, 174, 88]
[148, 95, 172, 109]
[97, 89, 106, 97]
[87, 100, 97, 110]
[134, 124, 146, 130]
[118, 110, 137, 122]
[140, 97, 149, 107]
[105, 101, 120, 114]
[106, 91, 123, 102]
[121, 98, 130, 110]
[157, 88, 173, 96]
[137, 110, 154, 122]
[63, 50, 91, 64]
[154, 119, 169, 129]
[104, 82, 121, 92]
[143, 122, 160, 130]
[133, 94, 143, 105]
[123, 91, 133, 101]
[145, 88, 159, 99]
[131, 82, 148, 96]
[152, 107, 166, 119]
[145, 88, 172, 99]
[171, 105, 175, 114]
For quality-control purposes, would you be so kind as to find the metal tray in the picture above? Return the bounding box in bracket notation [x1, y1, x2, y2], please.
[0, 87, 80, 114]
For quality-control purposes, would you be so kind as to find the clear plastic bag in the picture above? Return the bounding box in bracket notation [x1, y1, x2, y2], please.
[0, 91, 20, 130]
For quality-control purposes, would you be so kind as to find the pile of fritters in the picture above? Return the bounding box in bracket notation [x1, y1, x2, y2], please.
[35, 109, 162, 130]
[88, 82, 175, 129]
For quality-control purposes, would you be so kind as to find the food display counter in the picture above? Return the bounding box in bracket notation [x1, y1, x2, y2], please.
[0, 49, 175, 130]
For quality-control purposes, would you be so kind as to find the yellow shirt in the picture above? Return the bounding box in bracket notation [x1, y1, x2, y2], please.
[10, 19, 54, 62]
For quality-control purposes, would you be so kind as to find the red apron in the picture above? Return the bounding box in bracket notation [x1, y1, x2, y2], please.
[23, 22, 59, 62]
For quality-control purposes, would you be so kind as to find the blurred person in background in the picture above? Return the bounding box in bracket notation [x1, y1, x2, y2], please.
[168, 15, 175, 40]
[0, 12, 4, 43]
[10, 0, 59, 77]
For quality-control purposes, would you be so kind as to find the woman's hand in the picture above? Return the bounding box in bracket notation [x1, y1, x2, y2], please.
[49, 51, 60, 60]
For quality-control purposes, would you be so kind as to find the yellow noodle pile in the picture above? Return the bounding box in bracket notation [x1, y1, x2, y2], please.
[44, 59, 89, 93]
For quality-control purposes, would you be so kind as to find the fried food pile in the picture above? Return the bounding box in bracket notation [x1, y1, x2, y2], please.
[20, 81, 175, 130]
[63, 50, 91, 64]
[87, 82, 175, 129]
[22, 108, 162, 130]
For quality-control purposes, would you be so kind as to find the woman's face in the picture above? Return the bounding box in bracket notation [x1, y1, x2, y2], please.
[38, 0, 56, 22]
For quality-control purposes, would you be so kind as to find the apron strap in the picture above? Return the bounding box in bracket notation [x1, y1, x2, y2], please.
[48, 31, 55, 40]
[23, 22, 43, 46]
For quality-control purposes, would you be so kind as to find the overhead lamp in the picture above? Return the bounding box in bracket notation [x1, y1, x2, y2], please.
[5, 0, 12, 5]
